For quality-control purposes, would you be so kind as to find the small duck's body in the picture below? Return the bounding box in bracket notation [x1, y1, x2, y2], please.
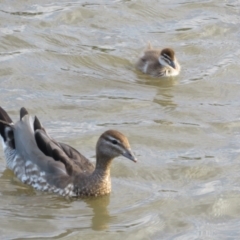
[136, 43, 181, 77]
[0, 107, 136, 197]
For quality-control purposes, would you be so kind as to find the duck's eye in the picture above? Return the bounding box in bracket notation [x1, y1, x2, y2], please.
[111, 140, 118, 145]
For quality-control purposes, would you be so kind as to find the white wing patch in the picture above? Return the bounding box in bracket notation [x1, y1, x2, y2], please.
[0, 136, 7, 151]
[2, 145, 75, 197]
[143, 62, 149, 73]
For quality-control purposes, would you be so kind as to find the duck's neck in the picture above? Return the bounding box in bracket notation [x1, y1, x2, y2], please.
[74, 154, 113, 197]
[95, 153, 113, 176]
[82, 153, 112, 196]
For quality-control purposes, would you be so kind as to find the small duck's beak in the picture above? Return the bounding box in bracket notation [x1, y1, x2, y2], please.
[122, 149, 137, 162]
[169, 60, 176, 69]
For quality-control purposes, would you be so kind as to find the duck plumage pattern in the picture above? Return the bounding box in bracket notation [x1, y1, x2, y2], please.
[0, 107, 136, 197]
[136, 43, 181, 77]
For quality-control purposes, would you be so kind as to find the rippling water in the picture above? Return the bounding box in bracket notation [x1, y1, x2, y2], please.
[1, 0, 240, 239]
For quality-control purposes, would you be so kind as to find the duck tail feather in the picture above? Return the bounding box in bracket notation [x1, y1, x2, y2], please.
[0, 107, 15, 148]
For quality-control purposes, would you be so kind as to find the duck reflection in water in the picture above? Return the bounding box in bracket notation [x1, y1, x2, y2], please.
[84, 194, 112, 231]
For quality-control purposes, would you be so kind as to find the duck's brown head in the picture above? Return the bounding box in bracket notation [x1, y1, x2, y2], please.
[160, 48, 176, 69]
[96, 130, 137, 164]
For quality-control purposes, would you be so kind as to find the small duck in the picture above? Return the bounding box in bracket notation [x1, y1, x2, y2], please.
[136, 43, 181, 77]
[0, 107, 137, 197]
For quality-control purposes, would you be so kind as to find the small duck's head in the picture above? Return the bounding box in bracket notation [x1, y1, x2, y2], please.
[96, 130, 137, 163]
[159, 48, 176, 69]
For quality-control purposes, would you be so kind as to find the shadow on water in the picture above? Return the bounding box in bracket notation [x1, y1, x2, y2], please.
[135, 71, 178, 111]
[0, 168, 113, 232]
[84, 194, 112, 231]
[135, 71, 178, 88]
[153, 91, 177, 111]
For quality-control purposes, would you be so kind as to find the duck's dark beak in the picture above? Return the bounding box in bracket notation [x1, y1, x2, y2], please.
[122, 149, 137, 162]
[169, 60, 176, 69]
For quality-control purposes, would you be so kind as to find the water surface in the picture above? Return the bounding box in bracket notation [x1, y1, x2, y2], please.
[1, 0, 240, 239]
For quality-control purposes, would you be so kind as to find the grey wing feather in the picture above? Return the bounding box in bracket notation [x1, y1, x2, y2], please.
[56, 142, 95, 172]
[33, 116, 95, 174]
